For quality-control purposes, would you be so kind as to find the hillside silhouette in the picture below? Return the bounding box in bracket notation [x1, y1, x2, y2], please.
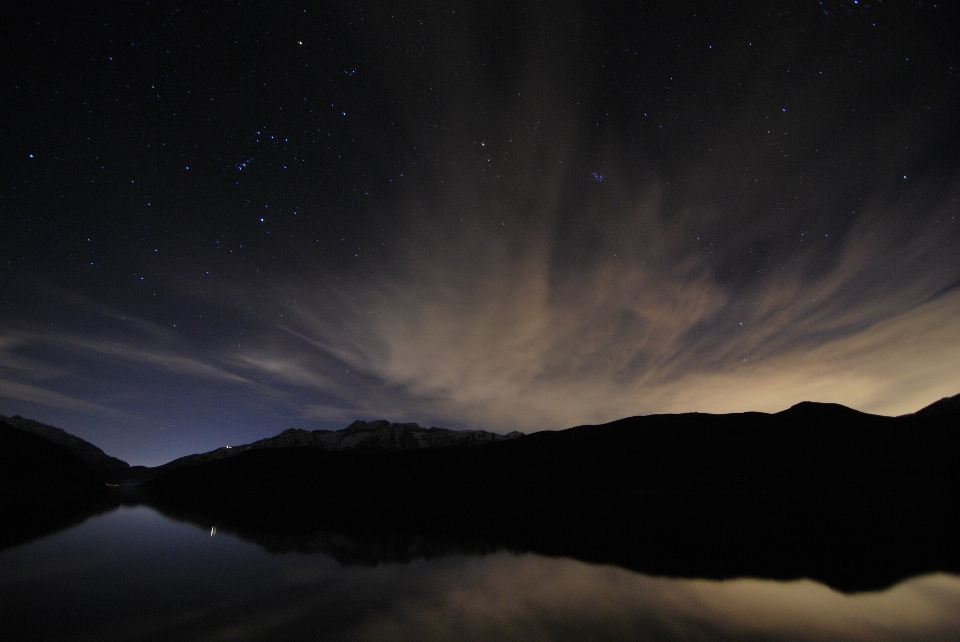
[143, 394, 960, 591]
[0, 419, 111, 550]
[3, 395, 959, 590]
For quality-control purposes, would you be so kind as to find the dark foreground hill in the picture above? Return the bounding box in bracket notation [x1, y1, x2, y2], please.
[148, 394, 960, 500]
[143, 394, 960, 591]
[0, 419, 111, 550]
[4, 396, 959, 590]
[1, 415, 130, 483]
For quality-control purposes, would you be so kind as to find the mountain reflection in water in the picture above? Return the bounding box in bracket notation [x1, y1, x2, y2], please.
[1, 504, 959, 642]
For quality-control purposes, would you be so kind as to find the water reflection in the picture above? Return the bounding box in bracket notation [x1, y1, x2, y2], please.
[343, 560, 960, 642]
[1, 505, 959, 641]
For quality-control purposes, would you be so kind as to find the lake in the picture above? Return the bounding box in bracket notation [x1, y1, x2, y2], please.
[2, 504, 959, 641]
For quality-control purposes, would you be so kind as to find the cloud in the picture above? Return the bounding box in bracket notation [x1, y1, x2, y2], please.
[340, 555, 960, 642]
[0, 379, 139, 421]
[628, 290, 960, 417]
[230, 352, 333, 390]
[57, 337, 254, 386]
[0, 324, 264, 432]
[5, 7, 958, 439]
[2, 328, 254, 387]
[262, 171, 960, 432]
[301, 403, 374, 423]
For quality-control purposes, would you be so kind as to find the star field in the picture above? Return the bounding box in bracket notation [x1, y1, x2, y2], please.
[2, 1, 959, 465]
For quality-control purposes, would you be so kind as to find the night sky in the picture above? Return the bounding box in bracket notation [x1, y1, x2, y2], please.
[3, 1, 959, 466]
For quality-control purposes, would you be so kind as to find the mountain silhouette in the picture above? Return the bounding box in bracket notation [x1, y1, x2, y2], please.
[0, 419, 111, 550]
[4, 395, 959, 590]
[142, 394, 960, 504]
[0, 415, 130, 482]
[119, 419, 522, 485]
[137, 393, 960, 591]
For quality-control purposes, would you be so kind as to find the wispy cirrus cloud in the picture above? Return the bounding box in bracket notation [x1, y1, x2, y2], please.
[255, 172, 960, 431]
[2, 330, 254, 386]
[0, 379, 141, 421]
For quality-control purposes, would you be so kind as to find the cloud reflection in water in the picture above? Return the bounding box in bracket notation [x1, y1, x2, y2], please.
[344, 555, 960, 642]
[1, 506, 958, 641]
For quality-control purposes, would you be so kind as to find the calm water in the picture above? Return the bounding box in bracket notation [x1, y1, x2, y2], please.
[2, 505, 959, 641]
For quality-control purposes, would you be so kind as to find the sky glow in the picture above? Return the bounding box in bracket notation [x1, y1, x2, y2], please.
[2, 2, 959, 465]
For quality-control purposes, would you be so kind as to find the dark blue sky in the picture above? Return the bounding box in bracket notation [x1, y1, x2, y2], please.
[3, 1, 959, 465]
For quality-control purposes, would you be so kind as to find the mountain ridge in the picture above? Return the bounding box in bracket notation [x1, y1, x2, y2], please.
[120, 420, 524, 485]
[4, 394, 959, 590]
[137, 393, 960, 593]
[0, 415, 130, 478]
[200, 419, 523, 457]
[6, 393, 958, 486]
[0, 419, 111, 550]
[146, 391, 960, 499]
